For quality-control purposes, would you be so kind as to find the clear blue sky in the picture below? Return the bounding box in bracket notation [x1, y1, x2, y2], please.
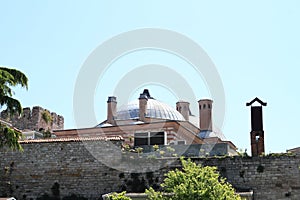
[1, 1, 299, 153]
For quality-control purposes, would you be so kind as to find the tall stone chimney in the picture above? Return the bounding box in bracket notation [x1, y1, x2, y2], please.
[139, 93, 148, 122]
[176, 101, 190, 121]
[107, 96, 117, 125]
[198, 99, 213, 131]
[246, 97, 267, 156]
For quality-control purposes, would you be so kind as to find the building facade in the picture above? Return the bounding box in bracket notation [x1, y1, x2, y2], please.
[54, 89, 236, 156]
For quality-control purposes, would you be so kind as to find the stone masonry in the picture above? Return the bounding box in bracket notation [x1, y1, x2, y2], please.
[0, 106, 64, 132]
[0, 141, 300, 200]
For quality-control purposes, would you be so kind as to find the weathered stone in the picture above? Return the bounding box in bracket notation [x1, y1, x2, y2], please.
[0, 142, 299, 200]
[0, 106, 64, 132]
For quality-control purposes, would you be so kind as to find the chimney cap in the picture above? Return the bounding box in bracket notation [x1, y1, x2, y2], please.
[198, 99, 213, 103]
[246, 97, 267, 106]
[107, 96, 117, 103]
[139, 89, 154, 100]
[139, 94, 148, 99]
[176, 100, 190, 104]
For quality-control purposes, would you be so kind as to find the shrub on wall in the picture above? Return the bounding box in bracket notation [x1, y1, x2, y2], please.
[146, 157, 241, 200]
[42, 110, 52, 124]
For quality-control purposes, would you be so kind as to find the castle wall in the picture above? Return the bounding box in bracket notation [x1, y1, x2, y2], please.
[0, 142, 300, 200]
[0, 106, 64, 132]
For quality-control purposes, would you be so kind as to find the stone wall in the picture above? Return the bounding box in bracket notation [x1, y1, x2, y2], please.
[196, 156, 300, 199]
[0, 106, 64, 132]
[0, 141, 300, 200]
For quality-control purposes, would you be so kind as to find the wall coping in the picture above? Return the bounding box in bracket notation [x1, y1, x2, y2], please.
[19, 136, 124, 143]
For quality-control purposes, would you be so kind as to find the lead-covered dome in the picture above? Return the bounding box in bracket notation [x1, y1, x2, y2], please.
[116, 99, 185, 121]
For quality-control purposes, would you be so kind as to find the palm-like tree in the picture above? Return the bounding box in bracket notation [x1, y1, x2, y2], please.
[0, 67, 28, 150]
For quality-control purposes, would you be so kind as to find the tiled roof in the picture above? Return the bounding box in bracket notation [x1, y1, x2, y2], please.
[19, 136, 123, 144]
[287, 147, 300, 153]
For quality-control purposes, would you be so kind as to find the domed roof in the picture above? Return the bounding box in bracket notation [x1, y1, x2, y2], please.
[116, 99, 185, 121]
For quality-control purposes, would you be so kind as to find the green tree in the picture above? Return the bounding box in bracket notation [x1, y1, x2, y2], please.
[146, 157, 241, 200]
[0, 67, 28, 150]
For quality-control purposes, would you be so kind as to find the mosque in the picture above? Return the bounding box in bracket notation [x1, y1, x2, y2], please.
[54, 89, 237, 156]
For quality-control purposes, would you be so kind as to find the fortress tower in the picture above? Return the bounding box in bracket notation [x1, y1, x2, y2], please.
[0, 106, 64, 132]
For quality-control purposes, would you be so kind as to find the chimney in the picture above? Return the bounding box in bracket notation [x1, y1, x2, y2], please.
[198, 99, 213, 131]
[176, 101, 190, 121]
[246, 97, 267, 156]
[107, 96, 117, 125]
[139, 93, 148, 122]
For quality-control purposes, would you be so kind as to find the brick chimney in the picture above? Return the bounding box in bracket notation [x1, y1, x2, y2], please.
[176, 101, 190, 121]
[246, 97, 267, 156]
[107, 96, 117, 125]
[198, 99, 213, 131]
[139, 93, 148, 122]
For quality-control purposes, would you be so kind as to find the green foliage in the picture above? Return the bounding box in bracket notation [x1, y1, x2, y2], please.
[123, 144, 131, 151]
[0, 123, 23, 151]
[43, 129, 52, 138]
[237, 148, 249, 157]
[267, 152, 295, 157]
[159, 150, 165, 157]
[0, 67, 28, 151]
[107, 191, 132, 200]
[129, 136, 133, 142]
[166, 146, 175, 153]
[42, 110, 53, 124]
[146, 187, 167, 200]
[147, 154, 157, 160]
[135, 147, 143, 156]
[0, 67, 28, 115]
[146, 157, 241, 200]
[153, 144, 159, 151]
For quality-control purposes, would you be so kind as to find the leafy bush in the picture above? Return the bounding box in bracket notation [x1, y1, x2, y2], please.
[146, 157, 241, 200]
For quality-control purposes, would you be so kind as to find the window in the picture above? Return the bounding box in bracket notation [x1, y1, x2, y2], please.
[177, 106, 181, 112]
[255, 135, 260, 141]
[150, 132, 164, 145]
[177, 140, 186, 145]
[134, 132, 148, 146]
[134, 132, 165, 146]
[203, 104, 206, 109]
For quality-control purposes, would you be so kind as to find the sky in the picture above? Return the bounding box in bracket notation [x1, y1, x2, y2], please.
[0, 1, 299, 153]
